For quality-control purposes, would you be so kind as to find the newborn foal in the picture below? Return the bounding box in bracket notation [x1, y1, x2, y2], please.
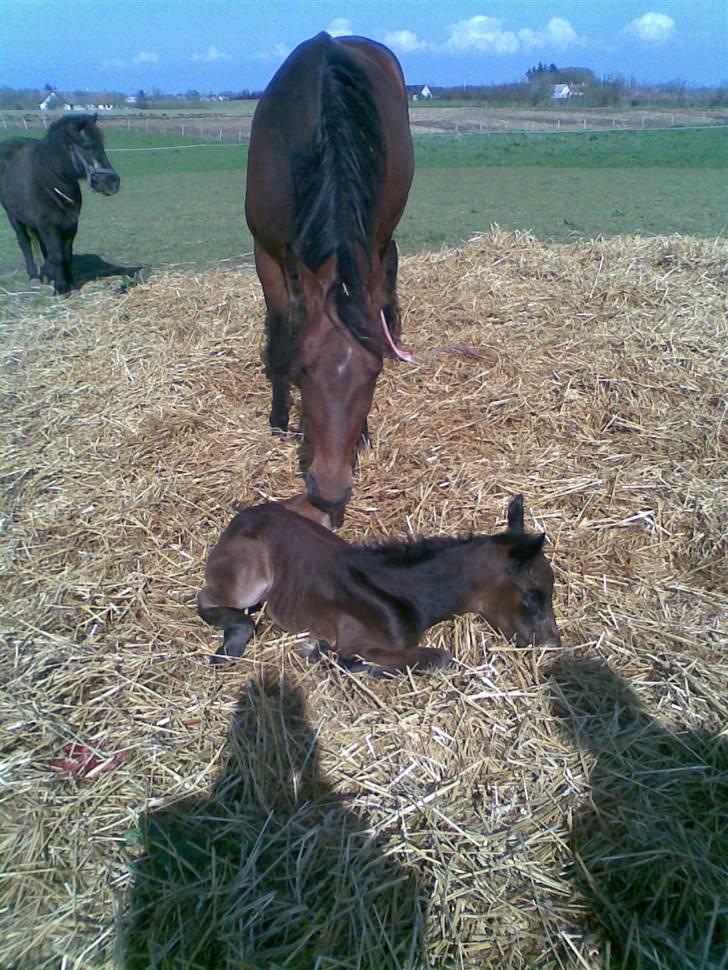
[198, 495, 561, 674]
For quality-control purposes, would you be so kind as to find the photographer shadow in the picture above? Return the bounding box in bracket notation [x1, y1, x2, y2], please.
[549, 658, 727, 969]
[123, 672, 426, 969]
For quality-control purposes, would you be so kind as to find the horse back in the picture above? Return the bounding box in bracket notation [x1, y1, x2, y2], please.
[0, 138, 35, 204]
[245, 33, 413, 254]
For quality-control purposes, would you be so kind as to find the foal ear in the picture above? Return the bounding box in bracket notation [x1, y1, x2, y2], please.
[507, 494, 525, 532]
[509, 532, 545, 566]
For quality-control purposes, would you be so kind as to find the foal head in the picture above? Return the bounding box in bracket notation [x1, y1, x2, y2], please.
[50, 115, 120, 196]
[471, 495, 561, 649]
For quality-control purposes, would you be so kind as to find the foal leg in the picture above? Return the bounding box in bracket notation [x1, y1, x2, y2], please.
[10, 219, 38, 280]
[198, 534, 272, 665]
[197, 593, 257, 665]
[335, 618, 452, 676]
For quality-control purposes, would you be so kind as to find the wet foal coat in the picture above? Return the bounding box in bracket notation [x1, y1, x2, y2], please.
[245, 32, 414, 513]
[198, 496, 561, 673]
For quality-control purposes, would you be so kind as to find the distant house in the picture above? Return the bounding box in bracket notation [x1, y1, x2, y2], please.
[39, 91, 69, 111]
[551, 83, 585, 101]
[405, 84, 434, 101]
[39, 89, 115, 112]
[552, 84, 572, 100]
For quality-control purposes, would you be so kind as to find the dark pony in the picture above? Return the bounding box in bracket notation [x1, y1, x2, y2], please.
[245, 33, 414, 513]
[199, 494, 561, 674]
[0, 114, 120, 294]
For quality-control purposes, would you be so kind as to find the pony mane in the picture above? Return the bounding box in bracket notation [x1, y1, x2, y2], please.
[291, 35, 385, 356]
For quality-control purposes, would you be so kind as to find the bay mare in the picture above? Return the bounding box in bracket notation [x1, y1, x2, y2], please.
[0, 114, 120, 294]
[245, 33, 415, 514]
[199, 495, 561, 675]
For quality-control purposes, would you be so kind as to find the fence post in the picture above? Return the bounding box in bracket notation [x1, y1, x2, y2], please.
[641, 115, 645, 129]
[219, 128, 223, 141]
[238, 129, 242, 142]
[582, 118, 586, 129]
[671, 114, 674, 126]
[23, 117, 28, 129]
[181, 124, 185, 136]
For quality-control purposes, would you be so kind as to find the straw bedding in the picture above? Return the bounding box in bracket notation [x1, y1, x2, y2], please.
[1, 230, 726, 969]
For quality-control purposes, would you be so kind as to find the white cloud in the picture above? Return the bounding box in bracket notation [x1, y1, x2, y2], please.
[444, 14, 581, 55]
[326, 18, 352, 38]
[192, 45, 232, 63]
[518, 17, 581, 51]
[132, 51, 160, 65]
[102, 57, 127, 68]
[253, 42, 290, 63]
[625, 12, 675, 44]
[383, 29, 430, 54]
[445, 16, 519, 54]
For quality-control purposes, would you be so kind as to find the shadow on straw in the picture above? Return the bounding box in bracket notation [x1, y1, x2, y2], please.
[123, 671, 427, 969]
[71, 253, 144, 289]
[549, 657, 727, 969]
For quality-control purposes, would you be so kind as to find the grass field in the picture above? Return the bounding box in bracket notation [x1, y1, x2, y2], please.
[0, 126, 726, 288]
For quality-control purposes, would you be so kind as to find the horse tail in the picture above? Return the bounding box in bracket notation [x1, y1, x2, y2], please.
[292, 34, 385, 356]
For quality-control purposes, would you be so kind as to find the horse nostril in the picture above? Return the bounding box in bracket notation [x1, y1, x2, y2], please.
[305, 473, 351, 514]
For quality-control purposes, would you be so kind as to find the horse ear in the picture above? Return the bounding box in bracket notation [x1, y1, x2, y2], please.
[507, 494, 525, 532]
[509, 532, 545, 566]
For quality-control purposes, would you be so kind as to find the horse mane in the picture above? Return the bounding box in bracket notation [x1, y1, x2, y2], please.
[34, 115, 101, 202]
[291, 34, 385, 356]
[350, 533, 485, 569]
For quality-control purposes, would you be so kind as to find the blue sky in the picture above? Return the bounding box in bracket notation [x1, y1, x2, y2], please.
[1, 1, 726, 92]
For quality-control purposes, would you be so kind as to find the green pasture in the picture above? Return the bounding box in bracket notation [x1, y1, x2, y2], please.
[0, 126, 726, 289]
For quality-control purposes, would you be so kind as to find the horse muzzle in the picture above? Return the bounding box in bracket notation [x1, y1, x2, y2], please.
[89, 170, 120, 196]
[305, 472, 352, 516]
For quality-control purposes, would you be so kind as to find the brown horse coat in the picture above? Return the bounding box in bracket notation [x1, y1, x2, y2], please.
[245, 33, 414, 513]
[199, 495, 561, 674]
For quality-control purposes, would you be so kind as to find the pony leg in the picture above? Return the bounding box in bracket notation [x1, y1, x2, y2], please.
[61, 232, 75, 290]
[40, 225, 73, 295]
[10, 220, 38, 280]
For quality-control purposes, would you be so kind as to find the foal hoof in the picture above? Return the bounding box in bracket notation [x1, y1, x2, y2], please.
[210, 619, 255, 666]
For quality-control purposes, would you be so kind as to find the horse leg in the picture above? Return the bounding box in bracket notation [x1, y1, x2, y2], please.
[198, 593, 257, 666]
[382, 239, 401, 343]
[255, 243, 293, 433]
[38, 237, 51, 283]
[10, 219, 38, 280]
[40, 224, 72, 295]
[335, 617, 452, 676]
[198, 534, 272, 665]
[62, 231, 75, 290]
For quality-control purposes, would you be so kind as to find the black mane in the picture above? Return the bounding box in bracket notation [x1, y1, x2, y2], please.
[292, 34, 385, 356]
[352, 533, 485, 569]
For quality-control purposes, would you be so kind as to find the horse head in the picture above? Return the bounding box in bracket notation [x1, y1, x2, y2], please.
[470, 495, 562, 649]
[61, 115, 120, 196]
[295, 262, 383, 514]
